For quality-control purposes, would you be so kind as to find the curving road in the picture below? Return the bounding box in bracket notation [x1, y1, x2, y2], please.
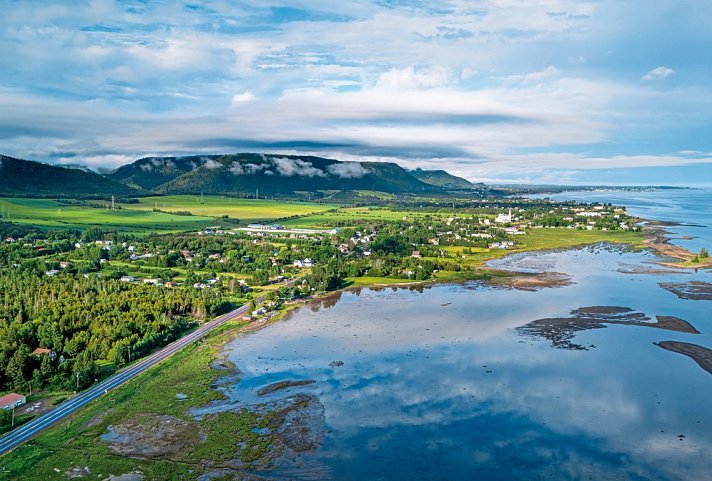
[0, 301, 256, 457]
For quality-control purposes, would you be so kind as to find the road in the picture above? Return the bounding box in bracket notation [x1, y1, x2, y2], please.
[0, 296, 263, 457]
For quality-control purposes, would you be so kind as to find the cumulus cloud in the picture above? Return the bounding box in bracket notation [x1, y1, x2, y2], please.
[271, 157, 326, 177]
[327, 161, 369, 178]
[642, 66, 674, 81]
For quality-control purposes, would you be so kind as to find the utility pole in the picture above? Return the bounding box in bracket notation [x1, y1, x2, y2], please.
[11, 405, 15, 427]
[76, 372, 80, 391]
[111, 196, 116, 211]
[200, 191, 204, 204]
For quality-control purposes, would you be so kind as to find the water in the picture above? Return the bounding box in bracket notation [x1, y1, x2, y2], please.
[211, 192, 712, 481]
[529, 188, 712, 253]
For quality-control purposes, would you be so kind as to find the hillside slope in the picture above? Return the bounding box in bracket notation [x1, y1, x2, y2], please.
[0, 155, 142, 198]
[410, 169, 479, 190]
[106, 155, 223, 191]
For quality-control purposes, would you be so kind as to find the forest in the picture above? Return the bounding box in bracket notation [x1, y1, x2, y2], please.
[0, 270, 232, 393]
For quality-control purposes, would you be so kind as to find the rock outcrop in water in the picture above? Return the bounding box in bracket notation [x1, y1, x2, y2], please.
[655, 341, 712, 376]
[518, 306, 699, 350]
[659, 281, 712, 301]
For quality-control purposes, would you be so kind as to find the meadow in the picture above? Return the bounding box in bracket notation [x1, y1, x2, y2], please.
[0, 196, 338, 233]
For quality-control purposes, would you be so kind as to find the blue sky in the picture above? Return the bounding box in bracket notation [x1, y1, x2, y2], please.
[1, 0, 712, 185]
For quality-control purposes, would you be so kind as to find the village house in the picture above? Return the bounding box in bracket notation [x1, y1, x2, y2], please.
[0, 393, 26, 410]
[411, 251, 422, 258]
[32, 347, 57, 360]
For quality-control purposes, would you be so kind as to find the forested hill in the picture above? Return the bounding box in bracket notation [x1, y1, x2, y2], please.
[109, 153, 440, 195]
[0, 155, 143, 198]
[106, 155, 224, 191]
[410, 169, 481, 190]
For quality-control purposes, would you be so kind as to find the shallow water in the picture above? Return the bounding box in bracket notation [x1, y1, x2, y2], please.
[216, 243, 712, 480]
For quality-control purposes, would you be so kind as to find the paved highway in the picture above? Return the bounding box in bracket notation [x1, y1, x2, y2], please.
[0, 300, 256, 457]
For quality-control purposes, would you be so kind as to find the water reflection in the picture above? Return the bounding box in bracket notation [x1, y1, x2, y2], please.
[220, 246, 712, 480]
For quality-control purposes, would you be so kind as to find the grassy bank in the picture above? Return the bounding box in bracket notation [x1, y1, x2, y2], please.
[0, 320, 272, 481]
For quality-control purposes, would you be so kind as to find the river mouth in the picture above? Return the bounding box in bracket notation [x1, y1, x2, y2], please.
[206, 244, 712, 480]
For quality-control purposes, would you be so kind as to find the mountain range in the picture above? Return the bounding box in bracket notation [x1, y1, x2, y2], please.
[0, 153, 480, 198]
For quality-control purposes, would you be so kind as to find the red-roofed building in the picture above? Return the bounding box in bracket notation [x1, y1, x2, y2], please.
[32, 348, 56, 359]
[0, 393, 26, 410]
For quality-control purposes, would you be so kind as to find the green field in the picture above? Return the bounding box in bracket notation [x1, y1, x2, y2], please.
[280, 207, 449, 228]
[0, 196, 338, 233]
[130, 195, 338, 221]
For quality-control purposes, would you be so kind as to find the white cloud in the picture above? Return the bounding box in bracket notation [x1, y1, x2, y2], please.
[642, 66, 674, 81]
[271, 157, 326, 177]
[327, 161, 369, 178]
[203, 158, 223, 170]
[522, 66, 561, 84]
[376, 66, 452, 90]
[231, 91, 257, 105]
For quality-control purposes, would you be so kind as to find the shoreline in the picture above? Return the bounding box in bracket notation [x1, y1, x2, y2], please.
[642, 221, 712, 269]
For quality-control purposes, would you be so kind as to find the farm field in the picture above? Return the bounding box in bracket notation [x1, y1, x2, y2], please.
[129, 195, 338, 221]
[0, 196, 338, 233]
[280, 206, 450, 228]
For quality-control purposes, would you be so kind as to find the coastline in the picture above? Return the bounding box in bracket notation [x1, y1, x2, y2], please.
[642, 221, 712, 269]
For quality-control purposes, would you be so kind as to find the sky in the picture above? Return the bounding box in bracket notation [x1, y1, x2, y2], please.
[1, 0, 712, 185]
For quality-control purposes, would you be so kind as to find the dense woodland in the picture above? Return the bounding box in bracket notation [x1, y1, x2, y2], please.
[0, 271, 234, 393]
